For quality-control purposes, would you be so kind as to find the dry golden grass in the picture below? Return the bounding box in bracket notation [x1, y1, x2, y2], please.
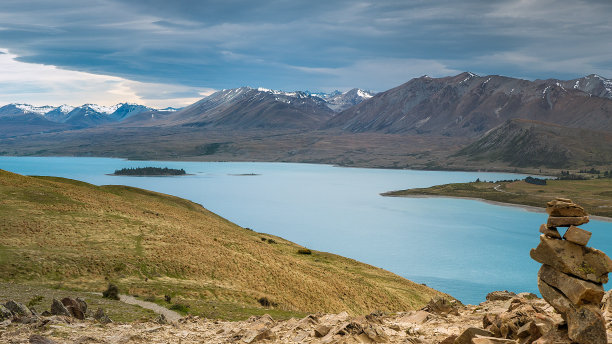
[0, 170, 446, 320]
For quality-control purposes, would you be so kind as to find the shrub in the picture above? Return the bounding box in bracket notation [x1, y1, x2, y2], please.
[169, 303, 190, 313]
[257, 297, 277, 308]
[297, 249, 312, 255]
[27, 295, 44, 308]
[164, 294, 172, 303]
[102, 284, 120, 300]
[267, 238, 276, 244]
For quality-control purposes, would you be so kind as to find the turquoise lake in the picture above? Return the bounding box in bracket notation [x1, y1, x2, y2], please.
[1, 156, 610, 304]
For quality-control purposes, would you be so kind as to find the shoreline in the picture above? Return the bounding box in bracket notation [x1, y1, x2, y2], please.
[387, 194, 612, 223]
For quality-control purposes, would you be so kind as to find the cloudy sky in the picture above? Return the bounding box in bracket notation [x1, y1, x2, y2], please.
[1, 0, 611, 107]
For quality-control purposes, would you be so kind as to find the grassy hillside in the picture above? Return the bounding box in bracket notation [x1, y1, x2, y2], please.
[383, 179, 612, 218]
[0, 170, 445, 320]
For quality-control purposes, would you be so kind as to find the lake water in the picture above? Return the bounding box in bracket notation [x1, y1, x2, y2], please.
[1, 156, 610, 304]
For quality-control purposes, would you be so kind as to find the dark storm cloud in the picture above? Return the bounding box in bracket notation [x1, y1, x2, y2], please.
[0, 0, 611, 93]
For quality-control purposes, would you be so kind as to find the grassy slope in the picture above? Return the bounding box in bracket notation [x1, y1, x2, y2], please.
[383, 179, 612, 218]
[0, 170, 445, 320]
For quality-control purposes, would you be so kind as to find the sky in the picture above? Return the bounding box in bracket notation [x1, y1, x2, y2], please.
[0, 0, 611, 107]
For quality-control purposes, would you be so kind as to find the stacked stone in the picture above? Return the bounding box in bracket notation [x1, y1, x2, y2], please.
[530, 198, 612, 344]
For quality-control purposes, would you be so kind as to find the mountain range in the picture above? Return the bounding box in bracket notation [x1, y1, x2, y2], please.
[1, 74, 612, 169]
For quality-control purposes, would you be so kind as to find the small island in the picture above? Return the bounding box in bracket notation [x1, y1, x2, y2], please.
[112, 167, 187, 176]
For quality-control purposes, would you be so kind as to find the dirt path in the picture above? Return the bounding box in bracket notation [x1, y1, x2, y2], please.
[91, 293, 182, 323]
[118, 295, 182, 323]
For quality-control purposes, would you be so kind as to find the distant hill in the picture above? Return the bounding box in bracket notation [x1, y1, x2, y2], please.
[325, 73, 612, 137]
[454, 119, 612, 168]
[0, 170, 444, 317]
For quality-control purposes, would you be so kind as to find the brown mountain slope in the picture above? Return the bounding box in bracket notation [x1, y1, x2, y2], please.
[453, 119, 612, 168]
[325, 73, 612, 137]
[0, 170, 445, 318]
[164, 87, 334, 130]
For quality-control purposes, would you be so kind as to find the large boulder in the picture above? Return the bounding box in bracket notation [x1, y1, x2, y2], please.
[546, 199, 588, 217]
[537, 278, 572, 315]
[538, 265, 604, 305]
[566, 304, 607, 344]
[485, 290, 516, 301]
[4, 300, 31, 316]
[50, 298, 71, 317]
[61, 297, 85, 320]
[530, 235, 612, 283]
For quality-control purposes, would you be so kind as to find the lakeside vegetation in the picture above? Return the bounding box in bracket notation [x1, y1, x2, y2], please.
[383, 178, 612, 218]
[0, 169, 446, 321]
[113, 167, 187, 176]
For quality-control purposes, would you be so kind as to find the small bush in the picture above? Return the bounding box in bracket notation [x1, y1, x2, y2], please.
[102, 284, 120, 300]
[261, 237, 266, 241]
[164, 294, 172, 303]
[297, 249, 312, 255]
[169, 303, 190, 313]
[267, 238, 276, 244]
[257, 297, 277, 308]
[27, 295, 44, 308]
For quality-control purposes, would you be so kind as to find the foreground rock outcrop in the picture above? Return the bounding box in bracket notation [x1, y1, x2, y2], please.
[2, 292, 612, 344]
[531, 198, 612, 344]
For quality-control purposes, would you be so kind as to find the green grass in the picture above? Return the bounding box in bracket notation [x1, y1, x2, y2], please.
[383, 179, 612, 218]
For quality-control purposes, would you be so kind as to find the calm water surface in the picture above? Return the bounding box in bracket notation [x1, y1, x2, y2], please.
[2, 156, 610, 304]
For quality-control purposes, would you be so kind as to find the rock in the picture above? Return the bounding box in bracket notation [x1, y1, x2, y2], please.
[314, 324, 330, 337]
[516, 292, 538, 300]
[600, 289, 612, 317]
[93, 308, 112, 324]
[422, 296, 461, 315]
[242, 328, 275, 343]
[51, 299, 71, 317]
[539, 224, 561, 239]
[439, 334, 457, 344]
[538, 264, 604, 305]
[471, 336, 517, 344]
[155, 314, 168, 324]
[362, 324, 388, 343]
[76, 297, 88, 314]
[61, 297, 85, 319]
[547, 216, 589, 227]
[563, 226, 591, 246]
[398, 310, 430, 324]
[4, 300, 31, 316]
[486, 291, 517, 301]
[454, 327, 494, 344]
[537, 278, 573, 315]
[29, 335, 57, 344]
[0, 305, 12, 321]
[566, 304, 606, 344]
[546, 199, 588, 217]
[530, 234, 612, 283]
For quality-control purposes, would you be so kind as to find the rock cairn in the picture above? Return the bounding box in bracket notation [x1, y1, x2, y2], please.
[530, 198, 612, 344]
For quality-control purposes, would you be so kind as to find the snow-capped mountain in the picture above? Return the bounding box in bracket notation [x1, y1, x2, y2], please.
[170, 86, 334, 129]
[560, 74, 612, 99]
[321, 88, 375, 112]
[43, 105, 75, 122]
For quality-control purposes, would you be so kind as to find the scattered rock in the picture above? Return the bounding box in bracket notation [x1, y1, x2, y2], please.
[242, 328, 275, 343]
[61, 297, 85, 320]
[455, 327, 494, 344]
[29, 335, 57, 344]
[566, 304, 606, 344]
[93, 308, 112, 324]
[539, 224, 561, 239]
[76, 297, 88, 314]
[4, 300, 31, 316]
[486, 291, 517, 301]
[314, 324, 331, 337]
[155, 314, 168, 324]
[547, 216, 589, 227]
[50, 298, 71, 317]
[0, 305, 12, 321]
[516, 292, 538, 300]
[562, 225, 591, 246]
[471, 336, 516, 344]
[422, 296, 461, 315]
